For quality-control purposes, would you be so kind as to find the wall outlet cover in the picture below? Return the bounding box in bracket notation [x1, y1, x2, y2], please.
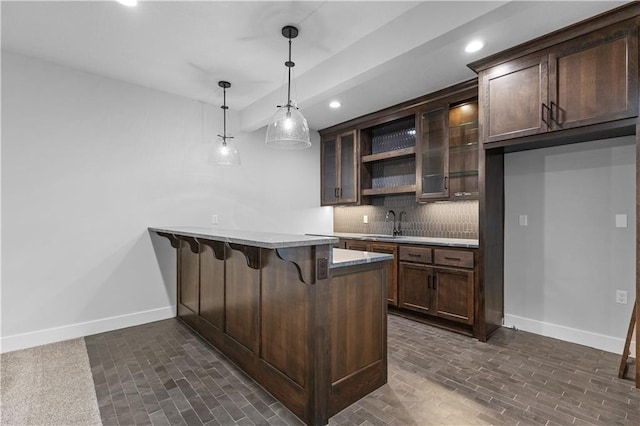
[211, 214, 219, 225]
[615, 214, 627, 228]
[616, 290, 628, 304]
[519, 215, 528, 227]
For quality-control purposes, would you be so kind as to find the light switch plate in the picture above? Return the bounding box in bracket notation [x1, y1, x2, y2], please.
[363, 215, 368, 224]
[519, 215, 528, 227]
[615, 214, 627, 228]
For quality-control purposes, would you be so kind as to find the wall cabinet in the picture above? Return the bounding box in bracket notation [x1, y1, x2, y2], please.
[321, 130, 358, 205]
[416, 92, 479, 201]
[360, 116, 417, 198]
[319, 80, 478, 204]
[480, 19, 638, 144]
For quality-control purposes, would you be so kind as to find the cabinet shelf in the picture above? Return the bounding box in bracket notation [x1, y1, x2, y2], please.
[449, 142, 478, 153]
[362, 185, 416, 196]
[362, 147, 416, 163]
[450, 120, 479, 129]
[449, 170, 479, 178]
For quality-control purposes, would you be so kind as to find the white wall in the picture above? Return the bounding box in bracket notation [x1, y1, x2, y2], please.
[1, 51, 332, 352]
[504, 136, 636, 354]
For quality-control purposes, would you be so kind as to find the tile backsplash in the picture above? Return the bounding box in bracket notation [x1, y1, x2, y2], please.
[333, 196, 478, 239]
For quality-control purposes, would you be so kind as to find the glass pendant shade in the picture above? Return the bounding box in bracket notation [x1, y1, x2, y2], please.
[266, 25, 311, 149]
[265, 105, 311, 149]
[209, 137, 240, 166]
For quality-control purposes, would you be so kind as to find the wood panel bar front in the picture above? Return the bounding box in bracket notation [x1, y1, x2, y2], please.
[153, 229, 389, 425]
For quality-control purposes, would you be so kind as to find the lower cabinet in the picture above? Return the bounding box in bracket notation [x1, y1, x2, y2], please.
[398, 262, 434, 314]
[345, 240, 399, 306]
[342, 239, 475, 324]
[433, 267, 474, 324]
[397, 245, 475, 326]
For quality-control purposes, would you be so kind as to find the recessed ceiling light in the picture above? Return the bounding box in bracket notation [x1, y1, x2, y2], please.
[329, 101, 341, 109]
[116, 0, 138, 7]
[465, 40, 484, 53]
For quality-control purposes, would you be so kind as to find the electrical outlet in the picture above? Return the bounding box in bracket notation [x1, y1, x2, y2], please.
[519, 215, 528, 226]
[363, 215, 368, 224]
[615, 214, 628, 228]
[616, 290, 628, 304]
[211, 214, 219, 225]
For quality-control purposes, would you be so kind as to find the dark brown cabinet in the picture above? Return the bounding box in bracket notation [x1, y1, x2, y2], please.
[398, 245, 474, 326]
[416, 103, 448, 199]
[360, 116, 417, 198]
[369, 242, 399, 306]
[548, 20, 638, 130]
[321, 130, 358, 205]
[480, 19, 638, 144]
[416, 90, 479, 201]
[433, 268, 474, 325]
[344, 239, 399, 306]
[398, 262, 434, 314]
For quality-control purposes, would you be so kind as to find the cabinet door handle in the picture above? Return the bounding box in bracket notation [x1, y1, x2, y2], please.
[550, 101, 561, 125]
[444, 256, 461, 261]
[334, 188, 339, 198]
[427, 275, 432, 289]
[338, 187, 342, 198]
[444, 176, 448, 190]
[433, 276, 437, 290]
[541, 103, 549, 126]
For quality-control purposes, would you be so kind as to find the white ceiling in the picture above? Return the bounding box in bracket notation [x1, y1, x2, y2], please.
[1, 1, 629, 132]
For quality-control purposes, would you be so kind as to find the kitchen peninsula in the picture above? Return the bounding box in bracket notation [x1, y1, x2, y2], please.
[149, 226, 392, 426]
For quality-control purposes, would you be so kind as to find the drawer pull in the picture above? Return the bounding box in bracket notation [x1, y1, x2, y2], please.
[445, 256, 461, 261]
[408, 253, 421, 257]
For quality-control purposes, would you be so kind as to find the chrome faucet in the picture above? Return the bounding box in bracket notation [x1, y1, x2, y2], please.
[385, 210, 398, 236]
[398, 211, 407, 236]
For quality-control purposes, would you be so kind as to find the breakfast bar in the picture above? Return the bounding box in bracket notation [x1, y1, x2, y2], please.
[150, 226, 392, 426]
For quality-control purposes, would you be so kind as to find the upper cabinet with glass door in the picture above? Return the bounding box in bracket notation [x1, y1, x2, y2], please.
[320, 130, 358, 206]
[448, 100, 479, 199]
[416, 91, 479, 201]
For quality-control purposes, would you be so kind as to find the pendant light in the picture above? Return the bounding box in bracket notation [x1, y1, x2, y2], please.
[265, 25, 311, 149]
[210, 81, 241, 166]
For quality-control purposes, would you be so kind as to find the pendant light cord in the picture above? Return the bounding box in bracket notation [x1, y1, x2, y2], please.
[217, 81, 233, 145]
[284, 33, 296, 112]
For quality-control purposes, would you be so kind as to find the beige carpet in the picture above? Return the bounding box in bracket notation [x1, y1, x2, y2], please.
[0, 337, 101, 426]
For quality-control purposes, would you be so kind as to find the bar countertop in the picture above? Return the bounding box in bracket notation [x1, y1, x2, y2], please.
[149, 226, 338, 249]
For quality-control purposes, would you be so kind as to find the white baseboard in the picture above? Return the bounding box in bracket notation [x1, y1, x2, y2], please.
[1, 306, 176, 354]
[504, 313, 629, 355]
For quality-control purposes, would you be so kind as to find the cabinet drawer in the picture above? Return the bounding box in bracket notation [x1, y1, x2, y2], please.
[399, 246, 432, 264]
[434, 249, 474, 268]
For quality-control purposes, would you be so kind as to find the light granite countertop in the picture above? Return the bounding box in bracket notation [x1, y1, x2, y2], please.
[149, 226, 338, 249]
[310, 232, 479, 249]
[330, 248, 393, 269]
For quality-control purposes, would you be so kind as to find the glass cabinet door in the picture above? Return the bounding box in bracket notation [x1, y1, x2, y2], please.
[321, 137, 337, 204]
[320, 130, 358, 205]
[448, 100, 479, 198]
[417, 106, 448, 199]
